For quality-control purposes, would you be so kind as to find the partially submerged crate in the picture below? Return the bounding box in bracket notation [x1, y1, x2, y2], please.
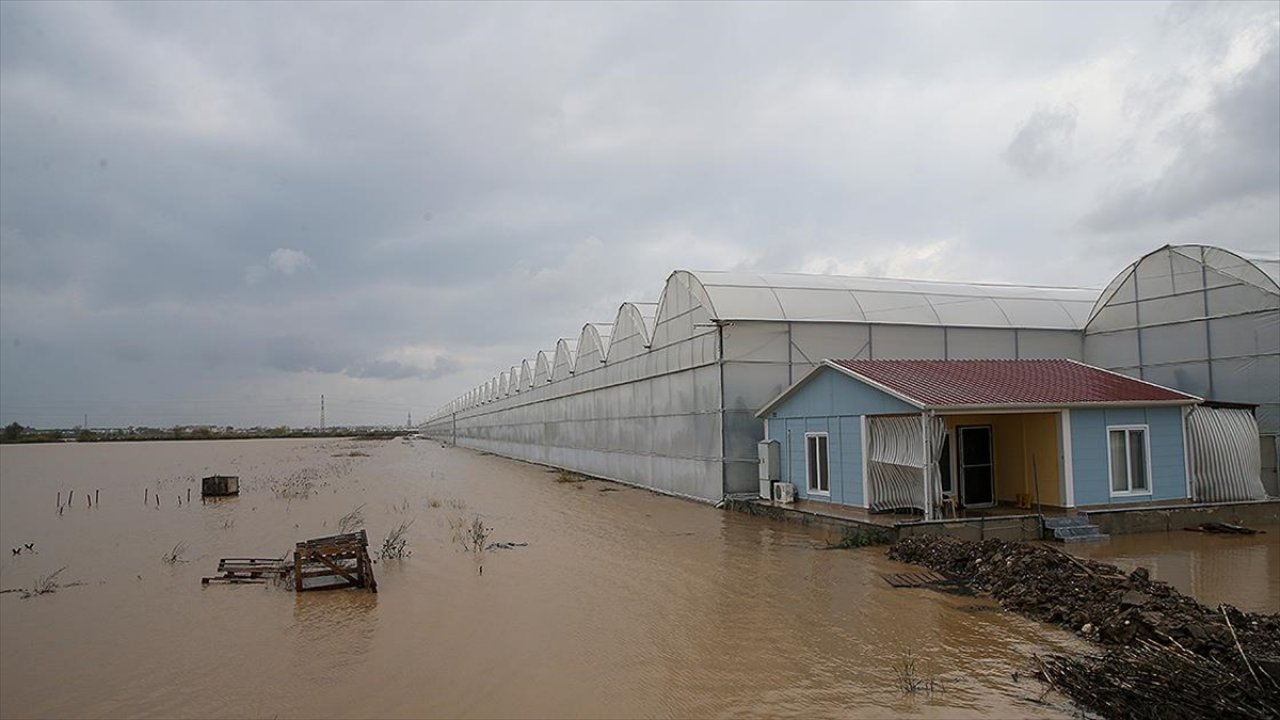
[201, 474, 240, 497]
[293, 530, 377, 593]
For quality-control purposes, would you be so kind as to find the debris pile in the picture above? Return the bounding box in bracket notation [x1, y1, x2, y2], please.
[888, 536, 1279, 719]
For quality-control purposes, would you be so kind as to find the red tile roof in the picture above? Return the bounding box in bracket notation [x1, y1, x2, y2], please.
[826, 359, 1199, 408]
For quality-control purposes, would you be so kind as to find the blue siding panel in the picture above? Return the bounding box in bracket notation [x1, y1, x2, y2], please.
[763, 367, 907, 507]
[1071, 407, 1187, 505]
[766, 368, 917, 420]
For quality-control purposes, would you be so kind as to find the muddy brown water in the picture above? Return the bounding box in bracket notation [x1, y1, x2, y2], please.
[0, 439, 1272, 719]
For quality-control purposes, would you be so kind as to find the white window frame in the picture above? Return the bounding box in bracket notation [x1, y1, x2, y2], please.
[1106, 424, 1152, 497]
[805, 432, 830, 496]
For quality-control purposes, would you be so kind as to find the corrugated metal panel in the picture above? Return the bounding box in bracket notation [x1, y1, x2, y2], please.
[866, 415, 945, 513]
[1187, 407, 1267, 502]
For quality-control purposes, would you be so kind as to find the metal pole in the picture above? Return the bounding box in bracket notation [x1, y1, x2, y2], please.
[921, 412, 933, 521]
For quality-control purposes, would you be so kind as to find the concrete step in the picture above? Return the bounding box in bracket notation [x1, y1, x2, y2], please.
[1054, 525, 1102, 538]
[1043, 515, 1109, 543]
[1042, 515, 1094, 529]
[1060, 532, 1111, 544]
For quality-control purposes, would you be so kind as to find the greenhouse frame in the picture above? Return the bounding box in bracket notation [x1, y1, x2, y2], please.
[423, 244, 1280, 503]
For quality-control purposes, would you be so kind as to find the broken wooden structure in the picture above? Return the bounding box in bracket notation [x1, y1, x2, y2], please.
[293, 530, 377, 593]
[201, 474, 240, 497]
[202, 557, 290, 585]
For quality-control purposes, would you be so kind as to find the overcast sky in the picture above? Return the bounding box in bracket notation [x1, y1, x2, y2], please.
[1, 1, 1277, 428]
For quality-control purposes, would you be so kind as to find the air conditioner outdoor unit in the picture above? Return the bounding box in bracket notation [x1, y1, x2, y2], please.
[758, 440, 780, 499]
[772, 482, 796, 504]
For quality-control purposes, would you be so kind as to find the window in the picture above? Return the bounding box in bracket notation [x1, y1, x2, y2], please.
[806, 432, 829, 495]
[1108, 426, 1150, 495]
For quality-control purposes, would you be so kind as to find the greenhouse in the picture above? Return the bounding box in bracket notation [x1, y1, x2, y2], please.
[423, 244, 1280, 503]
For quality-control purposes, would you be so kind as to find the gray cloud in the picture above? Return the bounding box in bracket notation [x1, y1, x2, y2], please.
[1085, 34, 1279, 232]
[1003, 105, 1078, 179]
[347, 356, 461, 382]
[1, 2, 1277, 426]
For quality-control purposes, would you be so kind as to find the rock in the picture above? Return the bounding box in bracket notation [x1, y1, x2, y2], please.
[1120, 590, 1150, 608]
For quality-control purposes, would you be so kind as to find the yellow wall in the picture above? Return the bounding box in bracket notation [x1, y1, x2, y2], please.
[943, 412, 1062, 508]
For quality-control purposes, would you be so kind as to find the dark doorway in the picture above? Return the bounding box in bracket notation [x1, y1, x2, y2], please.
[958, 425, 994, 507]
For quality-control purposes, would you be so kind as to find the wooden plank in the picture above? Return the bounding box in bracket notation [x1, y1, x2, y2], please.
[309, 553, 361, 586]
[202, 577, 267, 585]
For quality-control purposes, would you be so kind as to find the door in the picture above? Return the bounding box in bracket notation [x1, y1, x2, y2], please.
[958, 425, 994, 507]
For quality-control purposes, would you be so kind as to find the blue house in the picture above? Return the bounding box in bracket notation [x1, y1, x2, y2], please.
[755, 359, 1202, 520]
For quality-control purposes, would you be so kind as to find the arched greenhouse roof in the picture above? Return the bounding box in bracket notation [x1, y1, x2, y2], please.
[672, 269, 1100, 330]
[552, 338, 578, 380]
[1087, 244, 1280, 327]
[576, 323, 612, 369]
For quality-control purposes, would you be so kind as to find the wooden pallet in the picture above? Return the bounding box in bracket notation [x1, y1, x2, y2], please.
[202, 557, 288, 585]
[294, 530, 377, 593]
[882, 571, 951, 588]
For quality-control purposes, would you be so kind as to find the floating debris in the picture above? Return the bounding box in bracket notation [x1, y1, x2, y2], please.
[1185, 522, 1262, 535]
[201, 475, 239, 497]
[202, 557, 289, 585]
[293, 530, 377, 593]
[202, 531, 377, 593]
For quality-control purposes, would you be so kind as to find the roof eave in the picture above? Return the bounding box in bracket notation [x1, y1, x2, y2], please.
[928, 399, 1201, 413]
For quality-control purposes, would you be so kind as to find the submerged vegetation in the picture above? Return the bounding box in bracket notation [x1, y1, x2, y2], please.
[379, 519, 414, 560]
[337, 504, 367, 534]
[0, 566, 86, 599]
[893, 649, 940, 696]
[450, 514, 491, 554]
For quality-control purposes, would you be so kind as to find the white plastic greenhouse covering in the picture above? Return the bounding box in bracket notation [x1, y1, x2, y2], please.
[424, 244, 1279, 503]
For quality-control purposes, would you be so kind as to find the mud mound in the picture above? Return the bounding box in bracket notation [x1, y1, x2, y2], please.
[888, 536, 1280, 719]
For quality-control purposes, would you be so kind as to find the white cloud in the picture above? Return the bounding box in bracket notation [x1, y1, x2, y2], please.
[267, 248, 313, 275]
[244, 248, 313, 285]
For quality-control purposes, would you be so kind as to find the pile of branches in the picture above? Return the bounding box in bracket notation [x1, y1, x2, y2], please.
[1038, 638, 1277, 720]
[888, 536, 1279, 719]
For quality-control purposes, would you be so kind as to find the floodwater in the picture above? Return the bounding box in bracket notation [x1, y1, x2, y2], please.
[1066, 521, 1280, 614]
[0, 440, 1268, 719]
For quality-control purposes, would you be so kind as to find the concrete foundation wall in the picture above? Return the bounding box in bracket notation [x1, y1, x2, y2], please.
[1087, 500, 1280, 535]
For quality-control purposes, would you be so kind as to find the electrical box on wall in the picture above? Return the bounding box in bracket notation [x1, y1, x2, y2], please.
[758, 440, 780, 499]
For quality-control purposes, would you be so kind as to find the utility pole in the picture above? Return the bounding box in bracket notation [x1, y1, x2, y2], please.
[407, 411, 412, 428]
[320, 394, 325, 431]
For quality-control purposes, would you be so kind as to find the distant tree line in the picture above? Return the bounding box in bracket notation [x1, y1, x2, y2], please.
[0, 422, 410, 444]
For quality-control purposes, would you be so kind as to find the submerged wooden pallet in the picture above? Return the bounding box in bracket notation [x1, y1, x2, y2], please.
[882, 571, 951, 588]
[294, 530, 377, 593]
[202, 557, 289, 585]
[201, 532, 377, 593]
